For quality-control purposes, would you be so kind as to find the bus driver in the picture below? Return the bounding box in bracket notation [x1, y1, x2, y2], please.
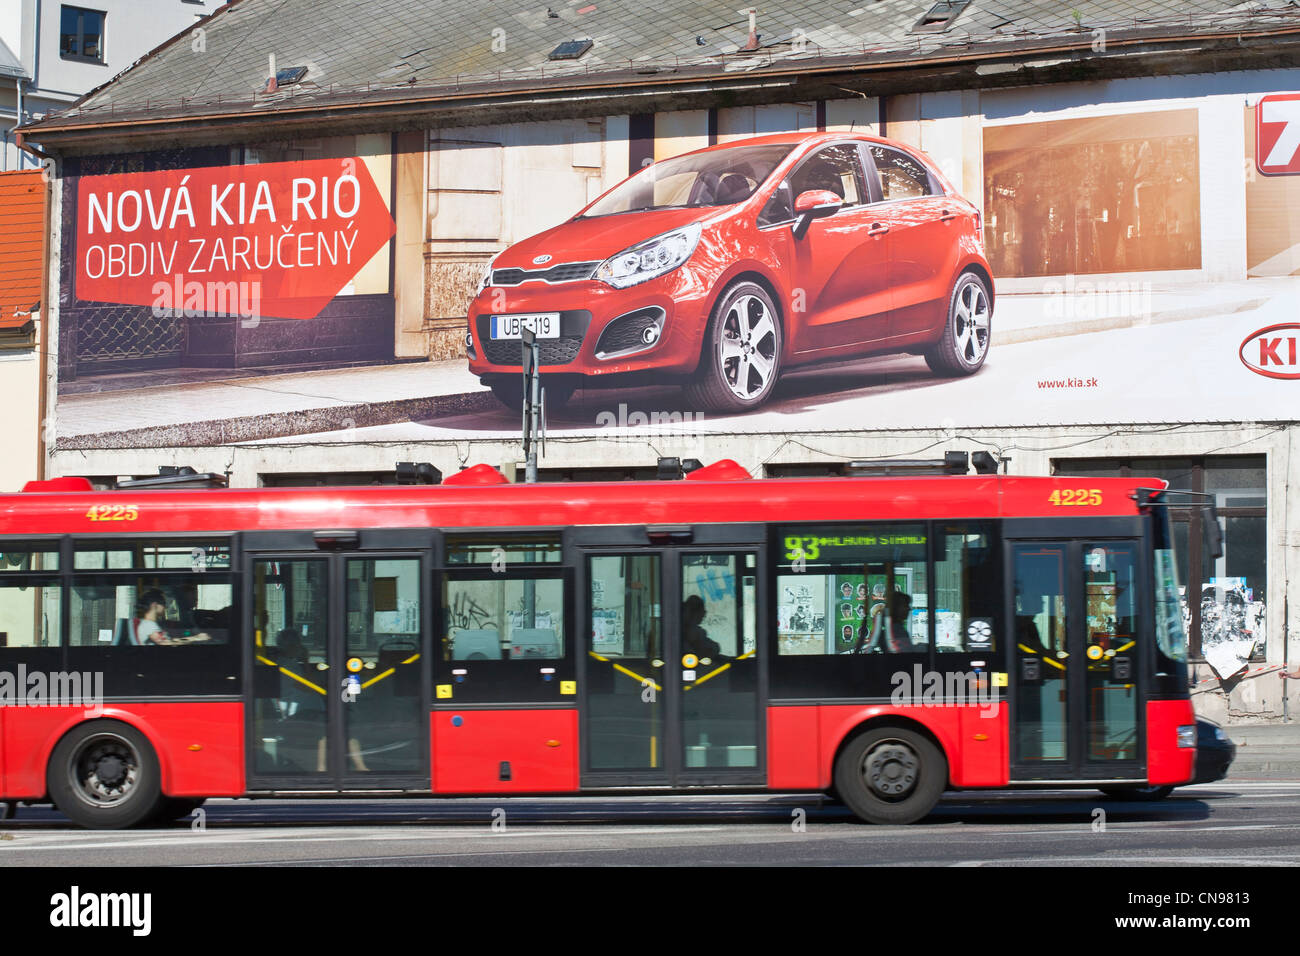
[130, 589, 211, 646]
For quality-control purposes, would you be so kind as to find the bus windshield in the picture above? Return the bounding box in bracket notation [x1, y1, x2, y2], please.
[1153, 510, 1189, 663]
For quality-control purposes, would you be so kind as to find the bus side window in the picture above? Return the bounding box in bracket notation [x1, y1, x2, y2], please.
[0, 546, 62, 662]
[934, 523, 1001, 653]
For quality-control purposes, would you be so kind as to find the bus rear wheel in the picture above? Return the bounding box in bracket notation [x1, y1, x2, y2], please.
[47, 720, 164, 830]
[834, 726, 947, 825]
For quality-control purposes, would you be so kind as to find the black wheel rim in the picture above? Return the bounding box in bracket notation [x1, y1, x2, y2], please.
[861, 738, 920, 800]
[69, 733, 141, 809]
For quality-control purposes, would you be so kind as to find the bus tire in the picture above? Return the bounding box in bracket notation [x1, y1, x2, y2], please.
[834, 726, 948, 825]
[47, 720, 165, 830]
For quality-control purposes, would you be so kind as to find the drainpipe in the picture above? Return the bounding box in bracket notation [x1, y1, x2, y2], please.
[34, 151, 49, 481]
[2, 78, 20, 170]
[17, 134, 52, 481]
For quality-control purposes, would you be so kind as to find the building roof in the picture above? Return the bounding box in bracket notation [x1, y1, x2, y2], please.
[18, 0, 1300, 143]
[0, 35, 25, 80]
[0, 171, 44, 333]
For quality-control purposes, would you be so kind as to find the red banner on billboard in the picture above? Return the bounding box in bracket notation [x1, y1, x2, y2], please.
[75, 158, 395, 321]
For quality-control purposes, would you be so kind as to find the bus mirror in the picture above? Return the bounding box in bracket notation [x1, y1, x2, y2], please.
[1203, 502, 1224, 560]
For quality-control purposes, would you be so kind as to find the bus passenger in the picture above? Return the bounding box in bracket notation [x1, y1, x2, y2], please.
[856, 590, 915, 653]
[682, 595, 722, 659]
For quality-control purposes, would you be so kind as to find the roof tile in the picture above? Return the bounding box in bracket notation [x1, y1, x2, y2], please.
[19, 0, 1300, 129]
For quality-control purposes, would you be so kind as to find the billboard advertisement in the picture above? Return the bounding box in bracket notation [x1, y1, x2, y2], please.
[51, 87, 1300, 449]
[75, 158, 394, 324]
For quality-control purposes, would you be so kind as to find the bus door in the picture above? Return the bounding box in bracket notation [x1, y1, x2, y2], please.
[574, 524, 766, 787]
[243, 533, 431, 790]
[1008, 538, 1145, 781]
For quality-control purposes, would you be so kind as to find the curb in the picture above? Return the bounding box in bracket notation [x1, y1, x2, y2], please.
[57, 389, 498, 449]
[997, 296, 1270, 346]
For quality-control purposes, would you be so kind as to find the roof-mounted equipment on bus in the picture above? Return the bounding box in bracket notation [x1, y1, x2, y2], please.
[396, 462, 442, 485]
[683, 459, 751, 481]
[443, 464, 510, 486]
[846, 452, 969, 476]
[21, 477, 95, 493]
[656, 457, 704, 480]
[116, 466, 228, 490]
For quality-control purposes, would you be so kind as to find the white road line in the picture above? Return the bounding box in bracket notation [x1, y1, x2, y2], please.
[0, 825, 726, 853]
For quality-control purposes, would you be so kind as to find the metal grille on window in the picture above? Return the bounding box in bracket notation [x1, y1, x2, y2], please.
[74, 304, 183, 369]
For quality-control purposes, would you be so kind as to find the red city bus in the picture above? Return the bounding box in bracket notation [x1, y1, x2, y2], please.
[0, 459, 1195, 829]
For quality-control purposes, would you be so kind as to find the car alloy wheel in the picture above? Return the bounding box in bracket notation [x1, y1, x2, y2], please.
[953, 279, 990, 366]
[720, 293, 778, 401]
[925, 272, 992, 376]
[687, 281, 783, 412]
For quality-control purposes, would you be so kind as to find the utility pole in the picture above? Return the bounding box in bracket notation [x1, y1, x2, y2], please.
[519, 328, 543, 627]
[520, 327, 543, 485]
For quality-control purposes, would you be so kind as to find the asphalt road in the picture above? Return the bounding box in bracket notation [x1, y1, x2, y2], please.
[4, 780, 1300, 866]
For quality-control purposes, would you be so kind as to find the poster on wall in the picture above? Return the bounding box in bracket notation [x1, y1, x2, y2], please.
[51, 89, 1300, 451]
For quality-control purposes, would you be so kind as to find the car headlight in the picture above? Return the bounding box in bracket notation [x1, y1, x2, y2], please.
[477, 255, 498, 295]
[594, 223, 702, 289]
[1214, 726, 1228, 742]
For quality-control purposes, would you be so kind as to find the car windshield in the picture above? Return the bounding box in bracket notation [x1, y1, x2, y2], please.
[580, 144, 797, 218]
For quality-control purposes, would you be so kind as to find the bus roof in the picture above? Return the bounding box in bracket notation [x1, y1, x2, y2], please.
[0, 472, 1168, 536]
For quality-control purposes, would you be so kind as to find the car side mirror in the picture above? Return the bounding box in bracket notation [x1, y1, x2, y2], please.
[792, 189, 843, 239]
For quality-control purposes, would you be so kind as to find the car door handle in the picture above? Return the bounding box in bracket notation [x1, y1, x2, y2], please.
[868, 222, 889, 236]
[939, 208, 958, 222]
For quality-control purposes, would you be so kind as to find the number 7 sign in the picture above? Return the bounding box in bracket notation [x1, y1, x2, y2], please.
[1257, 93, 1300, 175]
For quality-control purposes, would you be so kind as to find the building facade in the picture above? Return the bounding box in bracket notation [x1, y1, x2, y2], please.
[18, 0, 1300, 722]
[1, 0, 225, 171]
[0, 168, 44, 489]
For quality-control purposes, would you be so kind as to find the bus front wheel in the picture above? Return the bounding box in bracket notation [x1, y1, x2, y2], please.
[834, 726, 948, 825]
[47, 720, 165, 830]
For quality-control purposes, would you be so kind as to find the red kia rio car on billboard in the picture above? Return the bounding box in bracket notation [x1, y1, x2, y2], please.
[466, 130, 993, 412]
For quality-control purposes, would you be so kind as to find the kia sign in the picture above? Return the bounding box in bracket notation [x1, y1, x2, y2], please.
[1240, 323, 1300, 380]
[1256, 93, 1300, 176]
[75, 158, 395, 321]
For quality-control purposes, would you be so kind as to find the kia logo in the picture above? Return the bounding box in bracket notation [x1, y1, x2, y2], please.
[532, 254, 553, 265]
[1240, 323, 1300, 379]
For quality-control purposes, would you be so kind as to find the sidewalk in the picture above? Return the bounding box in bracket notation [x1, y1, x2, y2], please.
[994, 275, 1297, 344]
[1218, 723, 1300, 776]
[57, 358, 495, 448]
